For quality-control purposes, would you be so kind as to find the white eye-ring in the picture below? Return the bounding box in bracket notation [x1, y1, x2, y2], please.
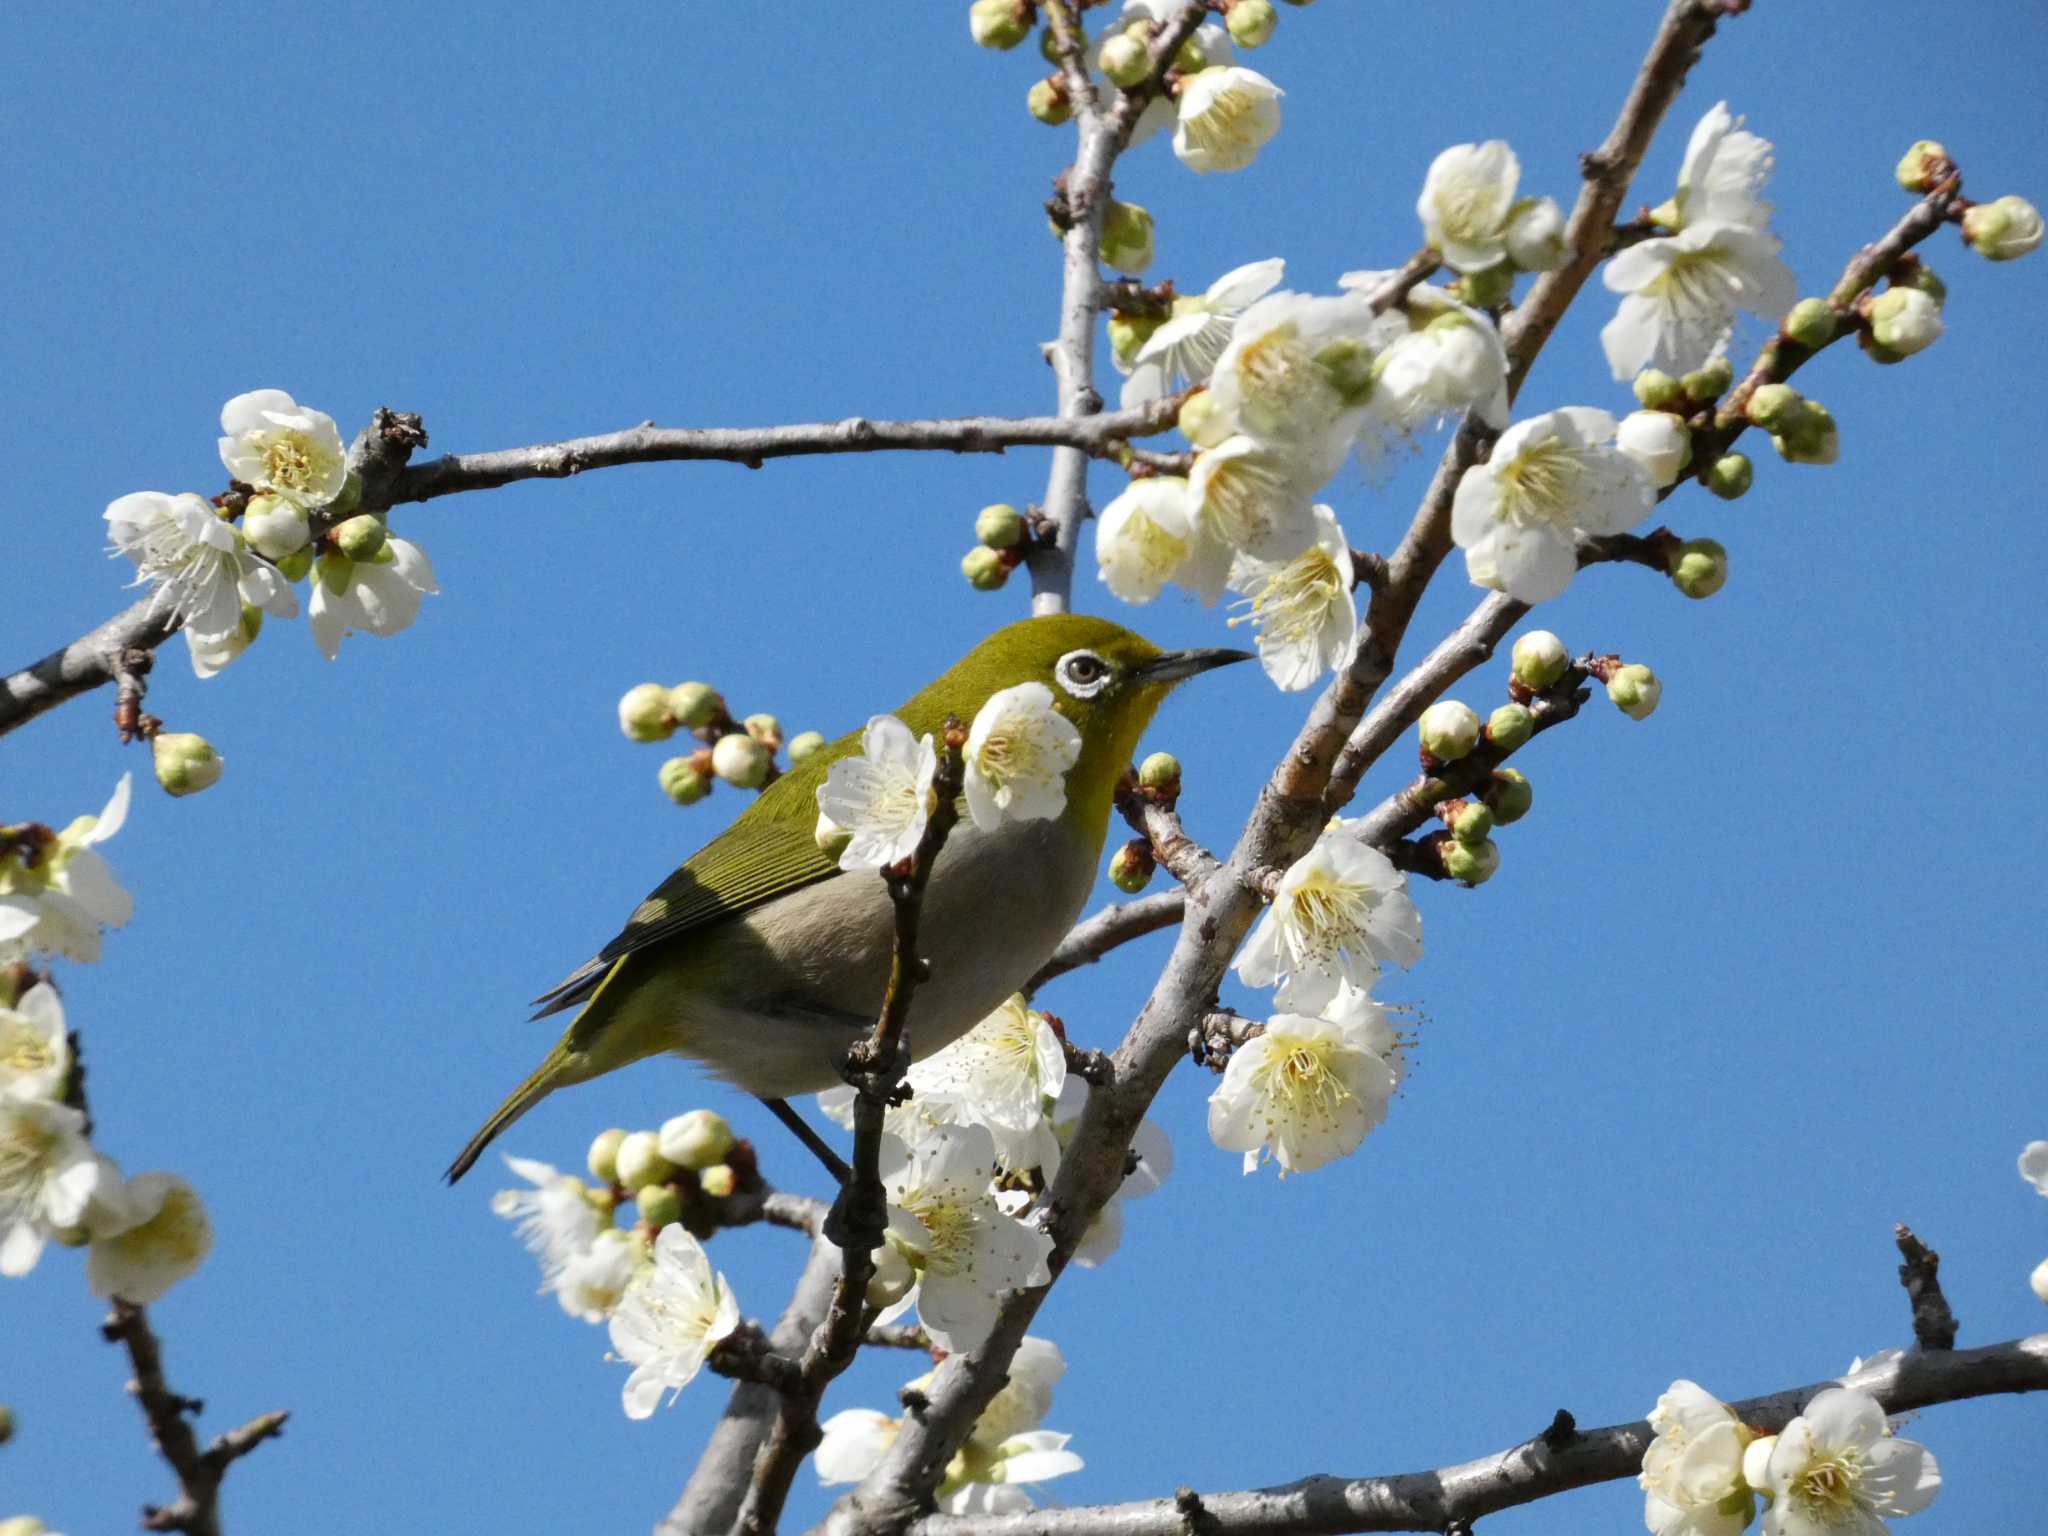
[1054, 649, 1113, 699]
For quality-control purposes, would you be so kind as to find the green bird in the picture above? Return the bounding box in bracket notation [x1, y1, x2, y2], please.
[447, 614, 1249, 1183]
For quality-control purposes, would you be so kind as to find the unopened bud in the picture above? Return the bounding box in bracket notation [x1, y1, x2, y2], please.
[1865, 287, 1943, 358]
[976, 502, 1027, 550]
[332, 513, 388, 563]
[274, 547, 315, 582]
[962, 546, 1010, 590]
[637, 1182, 683, 1230]
[1892, 262, 1947, 305]
[2031, 1254, 2048, 1305]
[1615, 410, 1691, 490]
[1667, 537, 1728, 600]
[698, 1163, 737, 1200]
[1782, 297, 1837, 350]
[1743, 1437, 1778, 1496]
[815, 812, 852, 860]
[1773, 401, 1838, 466]
[1108, 838, 1156, 893]
[1606, 663, 1661, 720]
[868, 1241, 916, 1308]
[659, 1109, 736, 1171]
[1510, 630, 1570, 692]
[1098, 29, 1151, 86]
[1632, 369, 1684, 411]
[1417, 700, 1481, 762]
[1485, 703, 1534, 753]
[151, 733, 223, 797]
[744, 713, 783, 751]
[1744, 382, 1805, 434]
[1963, 195, 2044, 262]
[1108, 311, 1161, 369]
[711, 733, 771, 789]
[1226, 0, 1278, 48]
[1893, 140, 1948, 194]
[659, 756, 711, 805]
[1027, 76, 1071, 126]
[1680, 356, 1734, 403]
[1446, 801, 1494, 845]
[1455, 261, 1514, 310]
[787, 730, 827, 765]
[1504, 195, 1567, 272]
[243, 494, 310, 560]
[668, 682, 721, 730]
[1101, 201, 1156, 276]
[587, 1128, 628, 1185]
[618, 683, 676, 743]
[1172, 31, 1209, 73]
[1138, 750, 1182, 791]
[614, 1131, 674, 1193]
[1705, 451, 1752, 500]
[969, 0, 1032, 50]
[1178, 390, 1231, 449]
[1484, 766, 1533, 824]
[1441, 836, 1500, 886]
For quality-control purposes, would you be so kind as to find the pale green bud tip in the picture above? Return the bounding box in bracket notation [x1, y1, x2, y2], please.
[1632, 369, 1684, 411]
[1138, 750, 1182, 790]
[1667, 538, 1728, 600]
[1101, 201, 1155, 277]
[637, 1183, 683, 1231]
[614, 1131, 674, 1192]
[1963, 195, 2044, 262]
[1744, 382, 1806, 434]
[1606, 663, 1661, 721]
[332, 512, 388, 563]
[1227, 0, 1278, 48]
[969, 0, 1032, 50]
[618, 683, 677, 743]
[150, 733, 223, 797]
[1894, 140, 1948, 194]
[1173, 33, 1208, 73]
[711, 733, 772, 789]
[744, 713, 782, 749]
[1108, 838, 1155, 894]
[815, 811, 853, 859]
[274, 547, 315, 582]
[1417, 700, 1481, 762]
[1441, 836, 1499, 886]
[666, 682, 720, 730]
[1454, 261, 1514, 310]
[1783, 298, 1837, 350]
[962, 546, 1010, 591]
[975, 502, 1027, 550]
[787, 730, 827, 765]
[699, 1164, 738, 1199]
[1485, 703, 1534, 753]
[1510, 630, 1570, 692]
[1098, 30, 1151, 87]
[1027, 77, 1071, 126]
[1773, 402, 1838, 466]
[1706, 452, 1753, 501]
[587, 1128, 628, 1185]
[1680, 356, 1734, 403]
[659, 1109, 736, 1171]
[659, 755, 711, 805]
[1484, 766, 1533, 825]
[1108, 312, 1160, 368]
[1448, 801, 1494, 845]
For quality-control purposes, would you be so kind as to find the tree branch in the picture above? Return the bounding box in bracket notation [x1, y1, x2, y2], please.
[1894, 1224, 1960, 1353]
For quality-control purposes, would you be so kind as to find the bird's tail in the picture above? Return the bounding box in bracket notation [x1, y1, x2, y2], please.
[446, 1046, 573, 1184]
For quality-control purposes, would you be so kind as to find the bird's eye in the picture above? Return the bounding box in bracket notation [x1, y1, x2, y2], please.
[1055, 650, 1112, 698]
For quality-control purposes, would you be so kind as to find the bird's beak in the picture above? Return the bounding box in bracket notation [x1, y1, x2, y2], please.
[1133, 647, 1257, 686]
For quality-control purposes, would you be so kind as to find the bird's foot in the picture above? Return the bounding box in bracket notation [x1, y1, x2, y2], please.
[822, 1176, 890, 1254]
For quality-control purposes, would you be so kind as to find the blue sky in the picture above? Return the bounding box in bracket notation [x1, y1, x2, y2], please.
[2, 4, 2044, 1533]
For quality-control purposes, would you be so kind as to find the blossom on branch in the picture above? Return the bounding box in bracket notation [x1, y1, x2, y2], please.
[1234, 828, 1422, 992]
[1207, 984, 1404, 1175]
[1638, 1379, 1757, 1536]
[0, 982, 69, 1103]
[1226, 503, 1357, 692]
[308, 535, 439, 660]
[1120, 257, 1285, 406]
[104, 492, 299, 678]
[0, 776, 134, 966]
[0, 1099, 106, 1277]
[815, 715, 937, 872]
[1756, 1388, 1939, 1536]
[1673, 102, 1776, 232]
[492, 1154, 604, 1293]
[1417, 141, 1522, 273]
[1172, 66, 1283, 174]
[1095, 476, 1226, 606]
[964, 683, 1083, 832]
[218, 389, 349, 508]
[85, 1171, 212, 1304]
[608, 1224, 739, 1419]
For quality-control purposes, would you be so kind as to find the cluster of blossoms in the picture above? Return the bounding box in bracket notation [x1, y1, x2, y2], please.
[106, 390, 437, 678]
[1639, 1379, 1939, 1536]
[616, 679, 824, 807]
[819, 1335, 1083, 1515]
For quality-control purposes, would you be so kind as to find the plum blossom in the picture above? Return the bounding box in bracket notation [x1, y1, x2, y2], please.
[1189, 435, 1323, 567]
[1226, 504, 1357, 692]
[1638, 1379, 1757, 1536]
[1673, 103, 1776, 232]
[1204, 292, 1385, 472]
[1234, 827, 1423, 992]
[218, 389, 349, 507]
[308, 537, 439, 660]
[963, 683, 1083, 833]
[0, 776, 134, 966]
[1207, 984, 1405, 1175]
[0, 982, 68, 1103]
[1758, 1388, 1939, 1536]
[104, 492, 298, 678]
[1417, 141, 1521, 273]
[85, 1172, 212, 1304]
[0, 1098, 107, 1277]
[1095, 476, 1228, 606]
[816, 715, 938, 871]
[492, 1155, 603, 1292]
[1173, 67, 1282, 174]
[608, 1224, 740, 1418]
[1120, 257, 1285, 406]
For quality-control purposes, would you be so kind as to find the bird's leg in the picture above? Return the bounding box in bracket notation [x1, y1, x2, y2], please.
[758, 1096, 851, 1186]
[818, 1034, 913, 1251]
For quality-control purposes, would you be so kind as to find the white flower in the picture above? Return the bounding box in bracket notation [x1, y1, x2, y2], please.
[2018, 1141, 2048, 1196]
[608, 1224, 740, 1418]
[882, 1124, 1053, 1352]
[0, 1098, 105, 1277]
[963, 683, 1083, 833]
[85, 1172, 212, 1304]
[1227, 504, 1356, 692]
[1096, 477, 1205, 604]
[1235, 828, 1423, 992]
[910, 995, 1066, 1144]
[971, 1335, 1067, 1443]
[1172, 66, 1282, 174]
[1506, 196, 1568, 271]
[1760, 1388, 1939, 1536]
[1600, 222, 1796, 382]
[1451, 406, 1656, 603]
[1616, 410, 1692, 489]
[1206, 988, 1403, 1175]
[1370, 304, 1511, 435]
[491, 1155, 602, 1290]
[818, 1408, 902, 1486]
[1051, 1080, 1172, 1267]
[556, 1229, 644, 1323]
[1205, 292, 1385, 470]
[1639, 1379, 1757, 1536]
[1674, 103, 1776, 232]
[0, 983, 69, 1103]
[1418, 141, 1522, 273]
[816, 716, 937, 872]
[218, 389, 349, 507]
[1120, 258, 1285, 406]
[1190, 436, 1321, 565]
[307, 538, 438, 660]
[104, 492, 298, 678]
[0, 776, 134, 966]
[940, 1430, 1085, 1515]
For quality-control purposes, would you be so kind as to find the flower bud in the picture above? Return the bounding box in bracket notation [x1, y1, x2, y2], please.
[1773, 401, 1838, 465]
[637, 1182, 683, 1231]
[1455, 261, 1514, 310]
[1417, 700, 1481, 762]
[1782, 297, 1837, 350]
[1742, 1435, 1777, 1494]
[587, 1128, 628, 1185]
[815, 811, 852, 860]
[332, 513, 388, 562]
[1178, 390, 1231, 448]
[1615, 410, 1691, 489]
[1606, 662, 1661, 720]
[1744, 382, 1805, 434]
[243, 494, 310, 560]
[1173, 31, 1210, 73]
[867, 1241, 915, 1308]
[667, 682, 721, 730]
[698, 1163, 737, 1200]
[2031, 1254, 2048, 1305]
[962, 546, 1011, 590]
[1510, 630, 1569, 692]
[614, 1131, 674, 1192]
[744, 713, 783, 751]
[1027, 76, 1072, 126]
[659, 755, 711, 806]
[1666, 537, 1728, 600]
[1441, 836, 1499, 886]
[1893, 140, 1948, 193]
[1138, 750, 1182, 791]
[659, 1109, 736, 1171]
[1447, 800, 1494, 846]
[711, 732, 772, 789]
[969, 0, 1032, 50]
[1504, 195, 1567, 271]
[1963, 195, 2044, 262]
[787, 730, 827, 765]
[1632, 369, 1685, 411]
[1098, 29, 1151, 86]
[1679, 356, 1734, 403]
[151, 733, 223, 797]
[1108, 837, 1156, 893]
[975, 502, 1027, 550]
[1485, 703, 1534, 753]
[1108, 311, 1161, 369]
[1705, 451, 1752, 500]
[1226, 0, 1278, 48]
[1865, 287, 1942, 357]
[1101, 201, 1156, 276]
[1484, 766, 1533, 824]
[274, 547, 315, 582]
[618, 683, 676, 743]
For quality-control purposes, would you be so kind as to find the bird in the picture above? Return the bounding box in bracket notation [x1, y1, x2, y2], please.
[446, 613, 1250, 1184]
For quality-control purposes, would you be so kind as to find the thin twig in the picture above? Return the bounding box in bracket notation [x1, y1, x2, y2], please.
[1894, 1224, 1959, 1352]
[1027, 892, 1189, 993]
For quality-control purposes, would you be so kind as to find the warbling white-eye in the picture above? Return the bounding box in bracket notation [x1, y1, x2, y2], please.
[447, 614, 1249, 1182]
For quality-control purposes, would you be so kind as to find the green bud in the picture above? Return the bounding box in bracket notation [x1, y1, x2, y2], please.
[1680, 356, 1734, 403]
[667, 682, 721, 730]
[787, 730, 827, 765]
[815, 811, 853, 861]
[658, 755, 711, 805]
[1108, 311, 1161, 369]
[698, 1163, 738, 1200]
[1744, 382, 1806, 434]
[1314, 335, 1376, 408]
[711, 732, 771, 789]
[637, 1182, 683, 1231]
[326, 469, 364, 519]
[1484, 767, 1533, 825]
[975, 502, 1027, 550]
[1417, 699, 1481, 762]
[1606, 663, 1661, 721]
[1178, 390, 1231, 449]
[1667, 537, 1728, 600]
[243, 493, 310, 560]
[614, 1131, 674, 1192]
[1705, 452, 1753, 500]
[1227, 0, 1278, 47]
[587, 1128, 628, 1185]
[969, 0, 1032, 51]
[1894, 140, 1948, 194]
[1098, 30, 1150, 87]
[1782, 297, 1837, 350]
[1485, 703, 1534, 753]
[1510, 629, 1570, 692]
[1892, 263, 1947, 304]
[1027, 76, 1071, 126]
[1963, 195, 2044, 262]
[1773, 401, 1838, 466]
[1447, 801, 1494, 846]
[962, 545, 1010, 590]
[1866, 287, 1943, 357]
[1456, 260, 1514, 310]
[744, 713, 782, 751]
[659, 1109, 735, 1171]
[618, 682, 676, 743]
[1632, 370, 1685, 411]
[1138, 750, 1182, 791]
[274, 547, 315, 582]
[1173, 32, 1208, 73]
[1441, 836, 1500, 886]
[1038, 20, 1068, 63]
[332, 512, 388, 563]
[1108, 837, 1155, 894]
[1101, 201, 1155, 276]
[150, 732, 224, 797]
